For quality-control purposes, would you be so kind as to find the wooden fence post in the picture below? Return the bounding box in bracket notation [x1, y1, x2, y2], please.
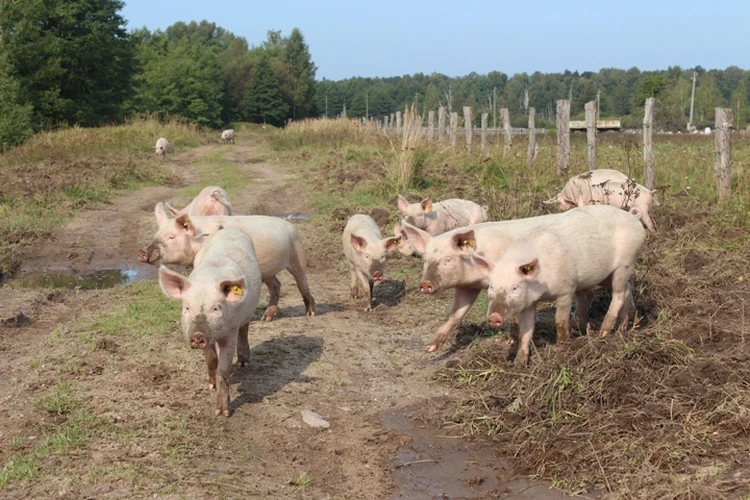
[715, 107, 733, 203]
[384, 115, 389, 130]
[390, 113, 395, 131]
[643, 98, 655, 190]
[500, 108, 512, 154]
[450, 112, 458, 150]
[396, 111, 402, 136]
[438, 106, 446, 140]
[463, 106, 473, 153]
[527, 107, 537, 165]
[585, 100, 597, 171]
[481, 113, 488, 153]
[427, 110, 435, 143]
[556, 99, 571, 175]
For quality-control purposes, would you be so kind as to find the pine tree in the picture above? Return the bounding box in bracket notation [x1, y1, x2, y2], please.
[0, 0, 134, 127]
[245, 56, 288, 127]
[284, 28, 317, 120]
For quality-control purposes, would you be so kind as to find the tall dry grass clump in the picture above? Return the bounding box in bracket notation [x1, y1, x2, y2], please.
[276, 117, 379, 149]
[385, 105, 425, 192]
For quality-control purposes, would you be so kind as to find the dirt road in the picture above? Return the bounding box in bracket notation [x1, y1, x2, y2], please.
[0, 138, 571, 499]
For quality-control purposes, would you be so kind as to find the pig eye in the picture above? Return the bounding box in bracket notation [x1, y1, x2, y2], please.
[183, 305, 190, 313]
[167, 235, 175, 240]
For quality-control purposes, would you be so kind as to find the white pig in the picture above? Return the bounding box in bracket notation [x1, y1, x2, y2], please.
[165, 186, 233, 217]
[343, 214, 400, 311]
[159, 228, 262, 416]
[153, 137, 169, 157]
[388, 224, 420, 258]
[552, 169, 657, 233]
[472, 205, 645, 366]
[139, 204, 315, 321]
[397, 195, 488, 235]
[221, 129, 235, 144]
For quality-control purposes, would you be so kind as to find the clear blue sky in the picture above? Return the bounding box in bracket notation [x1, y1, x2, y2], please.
[121, 0, 749, 81]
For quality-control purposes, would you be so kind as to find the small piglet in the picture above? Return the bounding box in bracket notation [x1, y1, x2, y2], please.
[553, 169, 657, 233]
[159, 227, 262, 416]
[221, 129, 235, 144]
[473, 205, 645, 366]
[342, 214, 400, 311]
[166, 186, 233, 217]
[153, 137, 169, 157]
[397, 195, 487, 235]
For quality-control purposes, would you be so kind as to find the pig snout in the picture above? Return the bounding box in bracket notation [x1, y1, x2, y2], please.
[137, 245, 160, 264]
[419, 280, 435, 294]
[189, 332, 208, 349]
[488, 312, 504, 329]
[372, 271, 383, 282]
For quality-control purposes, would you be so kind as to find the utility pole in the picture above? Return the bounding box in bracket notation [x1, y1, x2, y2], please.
[688, 71, 697, 132]
[493, 87, 497, 129]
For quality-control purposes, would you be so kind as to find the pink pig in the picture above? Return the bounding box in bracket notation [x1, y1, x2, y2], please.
[397, 195, 488, 235]
[165, 186, 233, 217]
[553, 169, 657, 233]
[472, 205, 645, 366]
[343, 215, 400, 311]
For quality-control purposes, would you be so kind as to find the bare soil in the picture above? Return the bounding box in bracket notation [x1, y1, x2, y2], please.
[0, 139, 573, 498]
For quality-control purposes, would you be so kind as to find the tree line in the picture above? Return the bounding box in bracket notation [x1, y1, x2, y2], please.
[0, 0, 316, 150]
[319, 66, 749, 132]
[1, 0, 748, 152]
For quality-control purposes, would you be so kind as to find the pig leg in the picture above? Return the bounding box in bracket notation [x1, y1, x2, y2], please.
[641, 212, 656, 233]
[355, 270, 373, 311]
[214, 337, 236, 417]
[426, 287, 482, 352]
[572, 289, 595, 331]
[204, 342, 219, 391]
[554, 294, 574, 343]
[600, 268, 632, 337]
[615, 283, 637, 331]
[514, 307, 536, 367]
[237, 323, 250, 367]
[261, 276, 281, 321]
[288, 242, 317, 316]
[349, 267, 359, 299]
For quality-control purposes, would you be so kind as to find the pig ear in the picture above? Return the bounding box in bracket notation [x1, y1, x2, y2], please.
[350, 234, 368, 252]
[155, 202, 171, 225]
[383, 236, 400, 253]
[175, 214, 196, 236]
[472, 252, 494, 276]
[401, 220, 430, 255]
[451, 230, 476, 254]
[421, 197, 434, 213]
[159, 266, 190, 299]
[517, 258, 539, 279]
[563, 198, 579, 208]
[219, 278, 246, 304]
[164, 203, 180, 216]
[397, 194, 410, 212]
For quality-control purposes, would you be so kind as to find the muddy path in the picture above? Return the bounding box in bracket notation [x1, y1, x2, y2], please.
[0, 138, 574, 499]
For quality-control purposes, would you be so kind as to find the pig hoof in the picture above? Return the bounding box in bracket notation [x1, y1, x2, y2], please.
[599, 330, 610, 338]
[208, 383, 216, 391]
[424, 344, 438, 353]
[307, 309, 316, 317]
[214, 408, 229, 417]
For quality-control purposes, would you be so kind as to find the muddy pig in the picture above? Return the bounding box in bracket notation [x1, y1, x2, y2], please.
[139, 203, 315, 320]
[403, 211, 572, 352]
[153, 137, 169, 157]
[165, 186, 233, 217]
[343, 214, 400, 311]
[472, 205, 645, 366]
[397, 195, 488, 235]
[552, 169, 657, 233]
[159, 228, 262, 416]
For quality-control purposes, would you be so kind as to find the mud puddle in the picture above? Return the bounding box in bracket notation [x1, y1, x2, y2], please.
[384, 408, 575, 499]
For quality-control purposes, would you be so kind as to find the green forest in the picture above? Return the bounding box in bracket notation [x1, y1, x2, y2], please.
[1, 0, 748, 152]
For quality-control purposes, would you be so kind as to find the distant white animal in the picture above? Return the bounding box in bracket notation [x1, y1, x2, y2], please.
[221, 129, 235, 144]
[704, 127, 712, 135]
[153, 137, 169, 157]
